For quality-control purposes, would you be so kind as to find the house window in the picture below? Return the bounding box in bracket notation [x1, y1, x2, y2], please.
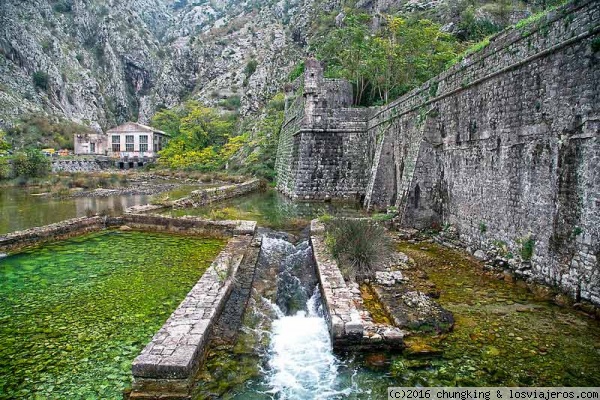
[112, 135, 120, 152]
[139, 135, 148, 152]
[90, 142, 95, 153]
[125, 135, 134, 152]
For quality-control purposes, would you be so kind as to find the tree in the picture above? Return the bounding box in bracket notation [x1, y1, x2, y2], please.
[315, 13, 458, 106]
[179, 103, 232, 149]
[0, 130, 9, 152]
[33, 71, 50, 91]
[316, 13, 373, 105]
[151, 107, 183, 138]
[12, 149, 51, 178]
[154, 102, 236, 170]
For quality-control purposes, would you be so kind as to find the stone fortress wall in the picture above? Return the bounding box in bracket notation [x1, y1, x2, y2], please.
[275, 0, 600, 304]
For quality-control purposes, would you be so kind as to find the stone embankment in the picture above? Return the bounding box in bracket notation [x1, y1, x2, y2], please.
[173, 179, 264, 208]
[52, 158, 113, 172]
[310, 220, 365, 349]
[0, 214, 255, 253]
[130, 234, 254, 399]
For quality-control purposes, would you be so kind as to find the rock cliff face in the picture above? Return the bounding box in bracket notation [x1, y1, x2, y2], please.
[0, 0, 312, 130]
[0, 0, 542, 131]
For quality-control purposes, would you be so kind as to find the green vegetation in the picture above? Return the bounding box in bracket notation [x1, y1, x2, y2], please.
[455, 3, 503, 41]
[0, 158, 10, 180]
[479, 222, 488, 234]
[152, 101, 234, 171]
[52, 0, 73, 13]
[230, 94, 285, 180]
[591, 37, 600, 53]
[518, 235, 535, 261]
[372, 212, 396, 222]
[6, 113, 93, 150]
[0, 231, 225, 399]
[152, 94, 284, 181]
[395, 241, 600, 387]
[288, 61, 305, 81]
[219, 95, 242, 111]
[33, 70, 50, 91]
[0, 130, 9, 153]
[324, 218, 392, 282]
[11, 149, 51, 179]
[243, 59, 258, 86]
[315, 14, 458, 105]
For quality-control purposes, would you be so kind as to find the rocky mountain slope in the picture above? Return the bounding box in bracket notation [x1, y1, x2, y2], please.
[0, 0, 548, 131]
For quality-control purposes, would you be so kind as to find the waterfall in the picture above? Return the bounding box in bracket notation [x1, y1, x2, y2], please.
[230, 232, 362, 399]
[265, 287, 354, 399]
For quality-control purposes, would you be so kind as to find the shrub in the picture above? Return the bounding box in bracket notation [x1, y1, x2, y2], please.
[0, 157, 11, 180]
[53, 0, 73, 13]
[244, 59, 258, 77]
[324, 219, 393, 282]
[288, 61, 305, 81]
[12, 149, 51, 178]
[518, 235, 535, 261]
[33, 71, 50, 91]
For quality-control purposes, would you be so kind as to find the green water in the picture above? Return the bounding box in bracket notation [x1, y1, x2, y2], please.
[161, 189, 366, 231]
[196, 241, 600, 399]
[0, 187, 150, 234]
[390, 242, 600, 387]
[0, 231, 226, 399]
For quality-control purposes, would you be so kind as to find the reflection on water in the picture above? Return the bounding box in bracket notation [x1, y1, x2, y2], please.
[0, 187, 149, 234]
[162, 189, 365, 231]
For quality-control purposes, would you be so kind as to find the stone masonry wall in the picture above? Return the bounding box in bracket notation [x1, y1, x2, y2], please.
[52, 158, 113, 172]
[276, 0, 600, 303]
[172, 179, 263, 208]
[309, 220, 364, 349]
[130, 234, 254, 398]
[275, 59, 375, 201]
[365, 0, 600, 304]
[0, 214, 255, 253]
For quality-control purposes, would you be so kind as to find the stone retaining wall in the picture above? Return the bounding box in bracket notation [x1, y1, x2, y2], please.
[173, 179, 264, 208]
[130, 234, 254, 399]
[309, 220, 364, 349]
[0, 214, 256, 253]
[52, 158, 113, 172]
[278, 0, 600, 305]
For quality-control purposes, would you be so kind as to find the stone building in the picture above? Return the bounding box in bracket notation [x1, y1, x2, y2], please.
[106, 122, 170, 160]
[74, 122, 170, 167]
[74, 132, 107, 155]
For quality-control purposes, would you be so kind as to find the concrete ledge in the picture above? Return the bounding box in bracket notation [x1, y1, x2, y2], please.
[173, 179, 264, 209]
[310, 220, 364, 349]
[130, 234, 253, 398]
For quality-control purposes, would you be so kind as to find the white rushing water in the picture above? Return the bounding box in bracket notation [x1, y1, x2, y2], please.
[265, 287, 355, 399]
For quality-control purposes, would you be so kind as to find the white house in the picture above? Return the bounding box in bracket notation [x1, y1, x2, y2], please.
[106, 122, 170, 160]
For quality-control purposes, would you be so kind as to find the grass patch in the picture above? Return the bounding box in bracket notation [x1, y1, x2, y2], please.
[324, 218, 392, 282]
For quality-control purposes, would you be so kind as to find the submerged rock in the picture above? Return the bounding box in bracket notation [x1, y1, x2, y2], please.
[374, 286, 454, 334]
